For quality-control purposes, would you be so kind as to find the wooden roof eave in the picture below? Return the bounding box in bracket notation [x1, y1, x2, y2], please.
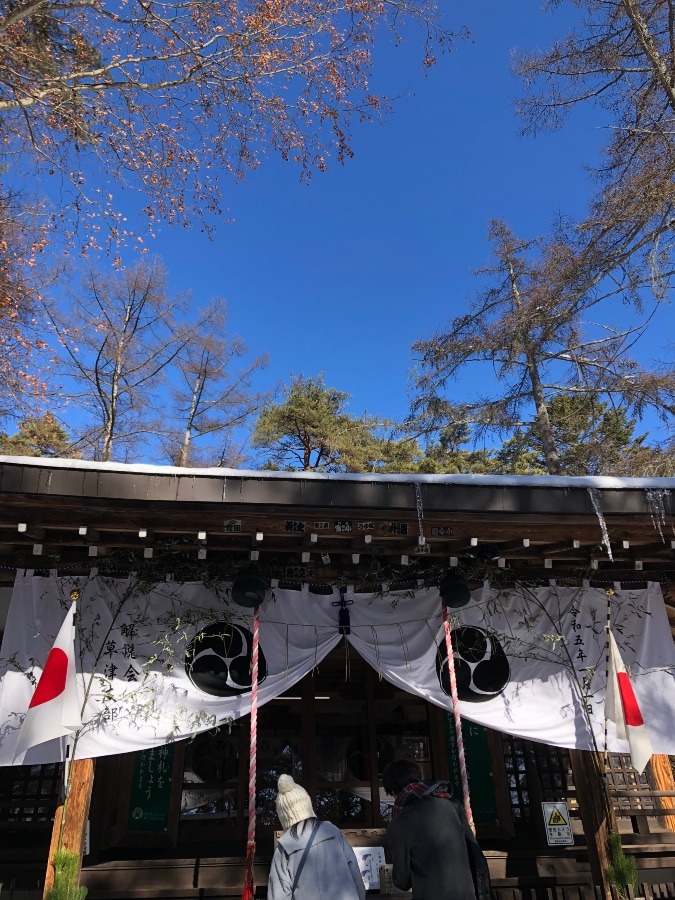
[0, 457, 673, 638]
[1, 456, 674, 516]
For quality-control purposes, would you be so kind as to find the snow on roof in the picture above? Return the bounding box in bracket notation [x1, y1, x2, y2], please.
[1, 454, 674, 491]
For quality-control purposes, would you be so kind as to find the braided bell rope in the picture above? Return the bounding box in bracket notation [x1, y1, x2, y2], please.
[442, 601, 475, 835]
[242, 605, 260, 900]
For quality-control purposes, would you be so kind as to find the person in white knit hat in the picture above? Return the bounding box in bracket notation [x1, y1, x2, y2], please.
[267, 774, 366, 900]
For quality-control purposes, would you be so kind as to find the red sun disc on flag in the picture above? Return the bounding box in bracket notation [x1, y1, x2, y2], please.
[29, 648, 68, 708]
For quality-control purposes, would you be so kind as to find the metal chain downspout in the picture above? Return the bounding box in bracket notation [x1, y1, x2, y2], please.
[604, 588, 614, 783]
[242, 605, 260, 900]
[442, 600, 476, 835]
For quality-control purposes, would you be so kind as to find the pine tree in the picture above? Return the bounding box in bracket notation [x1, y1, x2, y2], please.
[411, 220, 675, 474]
[252, 374, 423, 473]
[0, 414, 77, 458]
[496, 394, 647, 476]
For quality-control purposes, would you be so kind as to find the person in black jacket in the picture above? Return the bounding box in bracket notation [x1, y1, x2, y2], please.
[382, 759, 478, 900]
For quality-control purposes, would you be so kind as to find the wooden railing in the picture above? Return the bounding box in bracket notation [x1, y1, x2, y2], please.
[612, 788, 675, 837]
[490, 887, 675, 899]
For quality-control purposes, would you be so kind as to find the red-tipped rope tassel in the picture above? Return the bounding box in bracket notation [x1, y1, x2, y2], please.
[242, 605, 260, 900]
[442, 601, 476, 835]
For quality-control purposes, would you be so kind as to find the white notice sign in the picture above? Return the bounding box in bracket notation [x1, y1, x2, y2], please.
[542, 801, 574, 846]
[353, 846, 386, 890]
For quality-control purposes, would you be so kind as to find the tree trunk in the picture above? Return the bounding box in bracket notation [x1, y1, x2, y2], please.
[526, 349, 561, 475]
[177, 370, 203, 467]
[506, 257, 561, 474]
[621, 0, 675, 112]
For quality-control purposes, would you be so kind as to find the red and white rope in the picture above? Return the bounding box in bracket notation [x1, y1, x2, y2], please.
[242, 605, 260, 900]
[442, 602, 475, 835]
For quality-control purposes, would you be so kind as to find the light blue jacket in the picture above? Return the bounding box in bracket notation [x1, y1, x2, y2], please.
[267, 819, 366, 900]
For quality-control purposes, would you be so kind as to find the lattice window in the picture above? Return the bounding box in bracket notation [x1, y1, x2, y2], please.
[0, 763, 62, 823]
[501, 734, 529, 822]
[501, 737, 667, 837]
[606, 753, 650, 794]
[530, 741, 573, 803]
[501, 736, 574, 825]
[606, 752, 657, 834]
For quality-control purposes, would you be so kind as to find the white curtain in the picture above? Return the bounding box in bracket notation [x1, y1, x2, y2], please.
[1, 572, 674, 764]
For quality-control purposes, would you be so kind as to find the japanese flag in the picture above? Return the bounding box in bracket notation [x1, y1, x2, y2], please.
[13, 602, 82, 764]
[606, 629, 653, 774]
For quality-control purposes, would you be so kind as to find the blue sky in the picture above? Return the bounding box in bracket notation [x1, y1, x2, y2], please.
[40, 1, 675, 455]
[152, 2, 603, 414]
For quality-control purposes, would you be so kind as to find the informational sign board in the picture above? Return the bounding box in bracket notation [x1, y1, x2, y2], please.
[353, 846, 386, 890]
[127, 744, 176, 832]
[542, 801, 574, 845]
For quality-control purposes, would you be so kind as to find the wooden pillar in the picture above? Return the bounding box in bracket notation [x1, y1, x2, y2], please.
[301, 671, 317, 804]
[43, 758, 95, 899]
[650, 754, 675, 831]
[365, 665, 381, 826]
[569, 749, 615, 900]
[522, 742, 548, 852]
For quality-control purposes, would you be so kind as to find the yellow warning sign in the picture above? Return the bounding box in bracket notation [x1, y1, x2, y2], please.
[548, 807, 567, 826]
[542, 802, 574, 845]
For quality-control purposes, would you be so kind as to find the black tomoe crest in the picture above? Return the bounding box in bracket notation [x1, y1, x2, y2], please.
[185, 622, 267, 696]
[436, 625, 509, 702]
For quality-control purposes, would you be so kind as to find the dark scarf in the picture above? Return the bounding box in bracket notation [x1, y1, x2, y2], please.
[392, 780, 453, 818]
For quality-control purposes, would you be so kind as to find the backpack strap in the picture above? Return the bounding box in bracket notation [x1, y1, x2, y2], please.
[290, 820, 322, 897]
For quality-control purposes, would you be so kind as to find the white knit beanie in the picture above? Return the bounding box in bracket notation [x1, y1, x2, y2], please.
[276, 774, 316, 831]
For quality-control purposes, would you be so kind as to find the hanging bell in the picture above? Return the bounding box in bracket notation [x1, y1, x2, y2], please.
[439, 572, 471, 609]
[231, 567, 268, 609]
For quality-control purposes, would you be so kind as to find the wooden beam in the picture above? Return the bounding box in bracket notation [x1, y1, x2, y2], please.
[18, 522, 45, 540]
[518, 539, 588, 558]
[43, 757, 95, 899]
[0, 507, 672, 546]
